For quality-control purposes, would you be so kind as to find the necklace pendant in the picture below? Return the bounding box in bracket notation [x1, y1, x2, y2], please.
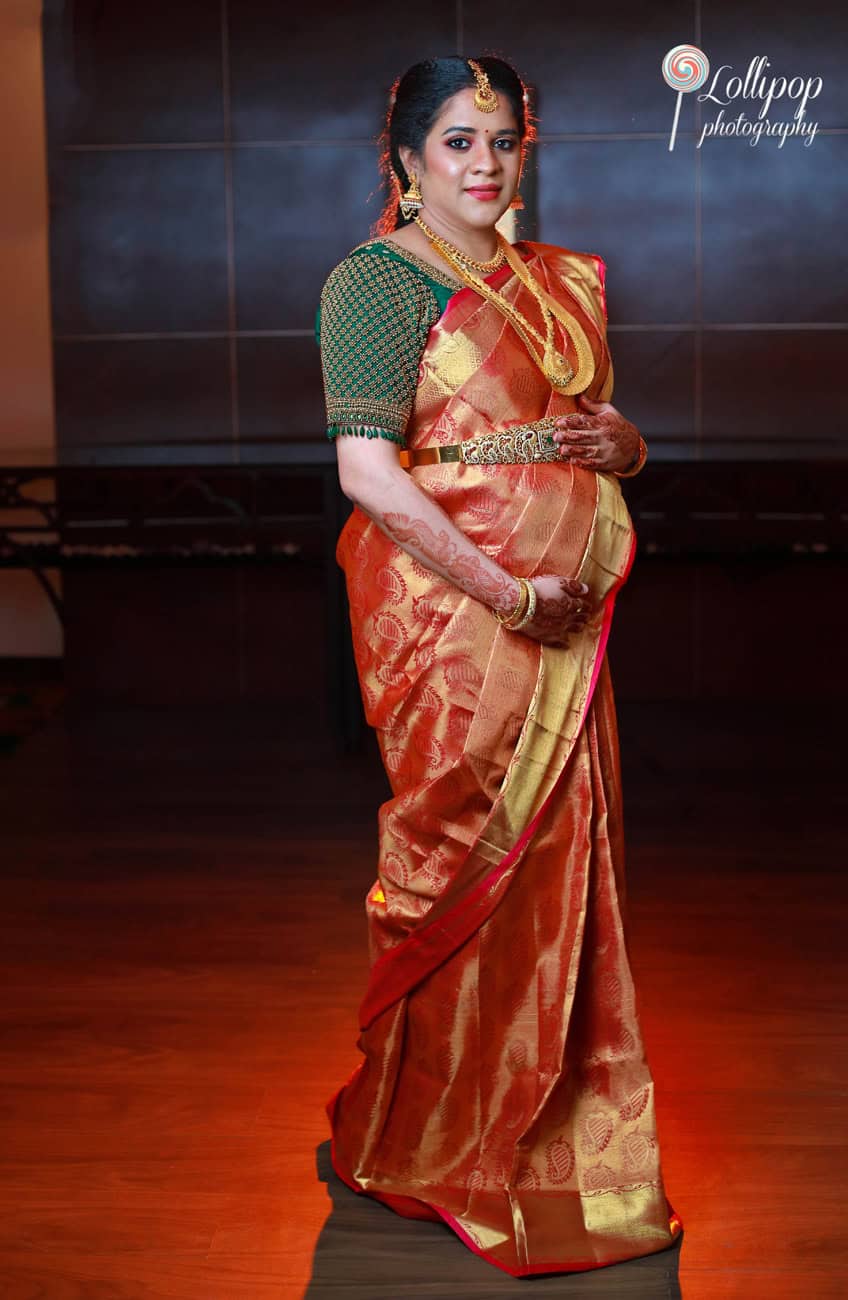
[549, 360, 575, 391]
[551, 360, 574, 382]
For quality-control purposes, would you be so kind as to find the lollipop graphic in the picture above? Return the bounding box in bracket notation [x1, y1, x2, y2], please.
[662, 44, 710, 151]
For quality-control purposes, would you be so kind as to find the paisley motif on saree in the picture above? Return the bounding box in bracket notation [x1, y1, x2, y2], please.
[326, 242, 682, 1276]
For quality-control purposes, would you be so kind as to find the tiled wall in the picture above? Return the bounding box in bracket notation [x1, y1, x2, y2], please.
[39, 2, 847, 708]
[43, 0, 848, 463]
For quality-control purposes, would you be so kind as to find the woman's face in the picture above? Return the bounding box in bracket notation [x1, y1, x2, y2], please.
[402, 86, 522, 235]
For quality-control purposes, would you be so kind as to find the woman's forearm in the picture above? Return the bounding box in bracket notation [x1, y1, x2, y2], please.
[346, 467, 521, 617]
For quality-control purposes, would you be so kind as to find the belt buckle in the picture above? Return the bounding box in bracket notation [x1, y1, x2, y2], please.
[457, 422, 560, 466]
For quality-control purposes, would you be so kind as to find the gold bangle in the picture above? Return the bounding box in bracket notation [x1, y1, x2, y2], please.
[509, 578, 537, 630]
[614, 435, 647, 479]
[494, 576, 528, 626]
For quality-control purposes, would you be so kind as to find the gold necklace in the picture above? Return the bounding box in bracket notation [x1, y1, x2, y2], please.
[501, 241, 595, 391]
[416, 226, 595, 395]
[413, 215, 506, 274]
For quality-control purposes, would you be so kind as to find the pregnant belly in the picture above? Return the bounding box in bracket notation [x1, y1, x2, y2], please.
[413, 460, 634, 590]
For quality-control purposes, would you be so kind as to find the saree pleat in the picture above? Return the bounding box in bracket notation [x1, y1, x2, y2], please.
[327, 242, 682, 1275]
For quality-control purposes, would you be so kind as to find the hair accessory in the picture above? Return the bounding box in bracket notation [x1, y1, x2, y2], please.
[399, 171, 423, 220]
[468, 59, 499, 113]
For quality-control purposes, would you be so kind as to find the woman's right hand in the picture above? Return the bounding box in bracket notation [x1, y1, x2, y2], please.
[519, 574, 594, 647]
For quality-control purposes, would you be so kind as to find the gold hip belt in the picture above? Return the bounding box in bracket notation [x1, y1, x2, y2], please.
[399, 419, 560, 470]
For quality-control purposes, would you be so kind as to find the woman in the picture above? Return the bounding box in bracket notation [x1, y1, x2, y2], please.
[316, 55, 682, 1278]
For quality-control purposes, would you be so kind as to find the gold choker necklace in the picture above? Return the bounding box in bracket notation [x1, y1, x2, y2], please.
[413, 215, 506, 274]
[415, 222, 595, 395]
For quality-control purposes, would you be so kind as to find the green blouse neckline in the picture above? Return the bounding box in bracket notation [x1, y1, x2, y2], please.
[351, 236, 465, 293]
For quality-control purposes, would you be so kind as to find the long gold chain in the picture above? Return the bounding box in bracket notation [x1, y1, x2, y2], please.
[413, 215, 506, 273]
[415, 222, 595, 395]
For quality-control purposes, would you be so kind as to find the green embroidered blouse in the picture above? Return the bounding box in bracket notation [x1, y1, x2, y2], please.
[315, 238, 462, 450]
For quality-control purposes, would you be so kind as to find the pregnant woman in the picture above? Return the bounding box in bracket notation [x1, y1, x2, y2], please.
[316, 54, 682, 1278]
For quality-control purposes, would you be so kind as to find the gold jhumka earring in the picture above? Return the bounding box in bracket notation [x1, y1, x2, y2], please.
[467, 59, 498, 112]
[509, 191, 525, 210]
[399, 171, 423, 219]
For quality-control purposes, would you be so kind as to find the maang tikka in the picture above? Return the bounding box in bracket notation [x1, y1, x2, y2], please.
[467, 59, 498, 113]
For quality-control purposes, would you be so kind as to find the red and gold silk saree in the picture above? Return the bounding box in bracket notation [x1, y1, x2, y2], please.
[327, 241, 682, 1277]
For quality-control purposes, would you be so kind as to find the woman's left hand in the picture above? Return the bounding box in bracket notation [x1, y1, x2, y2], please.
[552, 394, 640, 474]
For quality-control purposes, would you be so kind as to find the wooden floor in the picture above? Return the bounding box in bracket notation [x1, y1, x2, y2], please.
[0, 695, 845, 1298]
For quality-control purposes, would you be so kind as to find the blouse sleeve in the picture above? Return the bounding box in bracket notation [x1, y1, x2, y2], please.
[317, 250, 441, 450]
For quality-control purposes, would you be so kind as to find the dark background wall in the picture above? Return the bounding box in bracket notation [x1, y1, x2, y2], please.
[39, 0, 848, 713]
[43, 0, 847, 461]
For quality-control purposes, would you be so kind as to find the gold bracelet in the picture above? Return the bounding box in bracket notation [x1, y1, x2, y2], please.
[509, 578, 537, 630]
[493, 576, 529, 626]
[614, 435, 648, 479]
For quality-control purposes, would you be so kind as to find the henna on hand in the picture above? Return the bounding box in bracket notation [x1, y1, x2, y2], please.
[552, 401, 640, 473]
[534, 589, 574, 639]
[516, 574, 593, 647]
[378, 509, 520, 614]
[339, 439, 524, 613]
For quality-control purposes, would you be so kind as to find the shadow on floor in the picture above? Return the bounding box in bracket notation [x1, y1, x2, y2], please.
[304, 1142, 683, 1299]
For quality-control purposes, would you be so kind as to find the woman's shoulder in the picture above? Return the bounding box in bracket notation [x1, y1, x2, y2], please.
[320, 235, 459, 302]
[316, 237, 456, 349]
[515, 240, 609, 325]
[515, 239, 606, 276]
[320, 239, 406, 304]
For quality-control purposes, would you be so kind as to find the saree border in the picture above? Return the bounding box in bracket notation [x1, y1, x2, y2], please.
[325, 1077, 683, 1279]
